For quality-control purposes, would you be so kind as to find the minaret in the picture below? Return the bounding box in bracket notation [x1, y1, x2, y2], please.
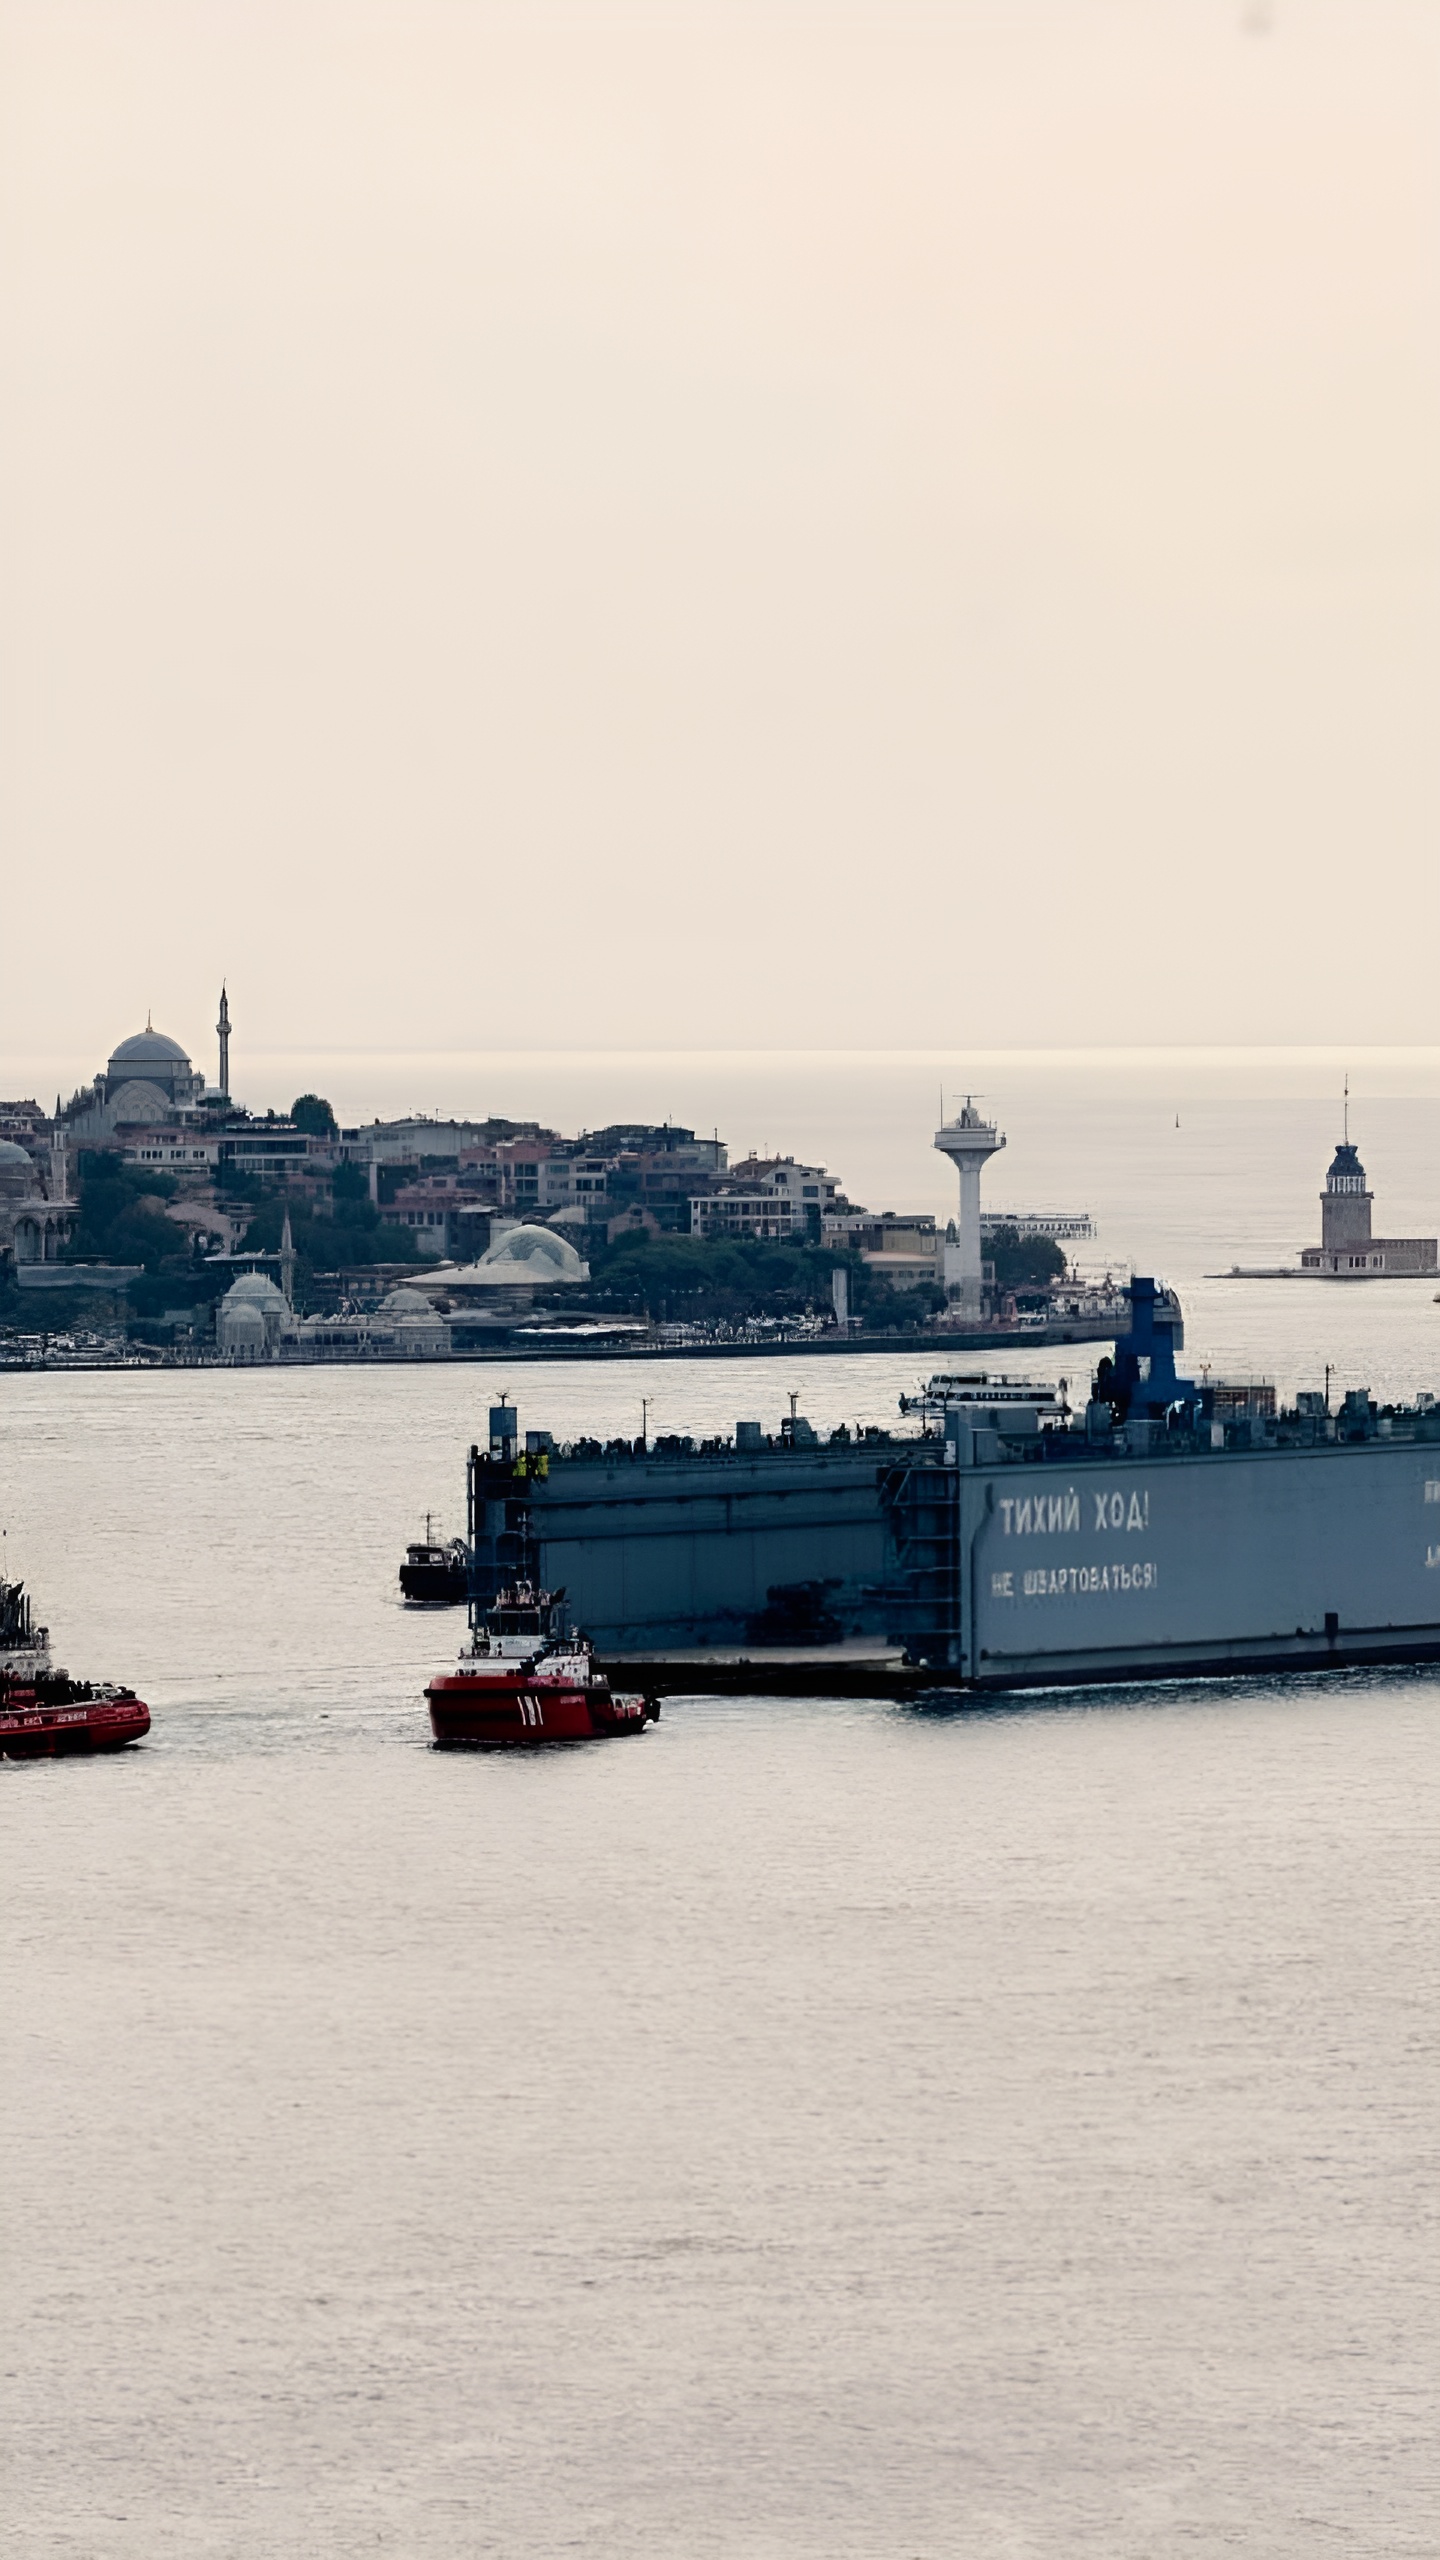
[216, 984, 231, 1098]
[934, 1097, 1005, 1318]
[279, 1209, 296, 1308]
[49, 1097, 69, 1206]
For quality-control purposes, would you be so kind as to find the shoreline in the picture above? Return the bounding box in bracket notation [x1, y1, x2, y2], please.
[0, 1315, 1119, 1375]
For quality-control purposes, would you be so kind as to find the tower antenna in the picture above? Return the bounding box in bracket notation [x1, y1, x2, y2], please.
[1343, 1071, 1349, 1145]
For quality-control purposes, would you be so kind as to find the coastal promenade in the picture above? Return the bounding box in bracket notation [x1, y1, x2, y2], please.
[0, 1315, 1121, 1373]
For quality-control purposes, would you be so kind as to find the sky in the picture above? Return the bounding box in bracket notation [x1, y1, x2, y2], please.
[2, 0, 1436, 1078]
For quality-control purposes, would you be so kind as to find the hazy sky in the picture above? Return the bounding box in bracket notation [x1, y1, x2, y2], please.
[3, 0, 1436, 1080]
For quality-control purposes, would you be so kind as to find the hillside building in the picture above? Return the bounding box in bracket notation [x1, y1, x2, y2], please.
[690, 1157, 842, 1242]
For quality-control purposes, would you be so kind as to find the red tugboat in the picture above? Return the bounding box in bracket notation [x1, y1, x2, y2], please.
[0, 1576, 150, 1760]
[426, 1584, 657, 1747]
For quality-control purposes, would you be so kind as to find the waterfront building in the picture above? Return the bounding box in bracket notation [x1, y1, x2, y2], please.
[291, 1286, 450, 1360]
[428, 1222, 590, 1302]
[980, 1209, 1095, 1245]
[215, 1272, 295, 1357]
[215, 1273, 451, 1361]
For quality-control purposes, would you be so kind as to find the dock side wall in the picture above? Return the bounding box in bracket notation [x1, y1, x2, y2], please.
[527, 1447, 892, 1648]
[967, 1440, 1440, 1685]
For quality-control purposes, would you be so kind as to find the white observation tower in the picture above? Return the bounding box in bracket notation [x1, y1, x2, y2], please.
[935, 1097, 1005, 1317]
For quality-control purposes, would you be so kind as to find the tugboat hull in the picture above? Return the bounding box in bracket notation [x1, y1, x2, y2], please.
[1, 1696, 151, 1759]
[426, 1676, 654, 1748]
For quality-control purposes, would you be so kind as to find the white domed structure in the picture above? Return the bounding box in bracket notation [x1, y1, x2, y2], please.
[0, 1139, 35, 1199]
[377, 1282, 449, 1355]
[472, 1224, 589, 1285]
[217, 1299, 267, 1361]
[62, 1015, 205, 1146]
[217, 1270, 294, 1355]
[380, 1285, 441, 1318]
[103, 1026, 200, 1111]
[107, 1026, 193, 1089]
[105, 1081, 173, 1126]
[0, 1138, 76, 1270]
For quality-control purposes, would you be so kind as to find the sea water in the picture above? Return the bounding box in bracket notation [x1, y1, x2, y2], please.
[3, 1072, 1439, 2556]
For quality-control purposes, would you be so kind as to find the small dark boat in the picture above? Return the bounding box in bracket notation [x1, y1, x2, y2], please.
[400, 1517, 470, 1606]
[0, 1576, 150, 1759]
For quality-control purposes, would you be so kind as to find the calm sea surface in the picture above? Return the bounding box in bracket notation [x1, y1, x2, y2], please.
[4, 1076, 1440, 2556]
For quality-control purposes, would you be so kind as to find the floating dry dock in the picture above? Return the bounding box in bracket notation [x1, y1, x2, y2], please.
[458, 1280, 1440, 1695]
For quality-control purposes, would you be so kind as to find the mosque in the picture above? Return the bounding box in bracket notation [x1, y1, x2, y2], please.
[214, 1270, 452, 1361]
[0, 1132, 75, 1272]
[61, 995, 227, 1147]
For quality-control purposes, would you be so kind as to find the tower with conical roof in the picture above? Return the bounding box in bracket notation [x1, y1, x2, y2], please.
[216, 985, 231, 1098]
[1320, 1139, 1373, 1255]
[934, 1098, 1005, 1317]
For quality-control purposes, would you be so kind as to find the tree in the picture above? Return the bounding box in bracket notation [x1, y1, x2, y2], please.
[69, 1154, 183, 1272]
[987, 1224, 1066, 1293]
[290, 1093, 338, 1137]
[584, 1230, 938, 1330]
[240, 1181, 420, 1275]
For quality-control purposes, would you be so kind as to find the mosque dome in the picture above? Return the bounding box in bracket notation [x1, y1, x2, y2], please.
[104, 1025, 197, 1109]
[110, 1028, 191, 1069]
[474, 1224, 588, 1284]
[105, 1080, 171, 1125]
[224, 1271, 287, 1305]
[217, 1299, 268, 1358]
[220, 1270, 292, 1346]
[381, 1285, 441, 1318]
[0, 1140, 37, 1199]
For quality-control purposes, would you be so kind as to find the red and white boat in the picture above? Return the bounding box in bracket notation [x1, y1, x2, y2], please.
[426, 1584, 657, 1748]
[1, 1576, 150, 1760]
